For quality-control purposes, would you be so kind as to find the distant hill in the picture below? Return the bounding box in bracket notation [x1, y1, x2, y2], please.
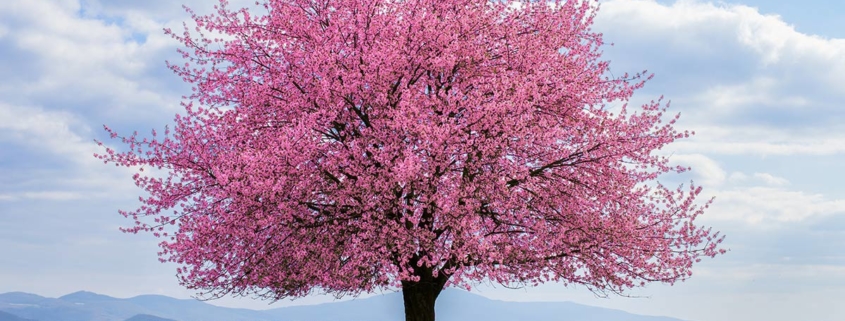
[0, 289, 687, 321]
[0, 291, 99, 321]
[0, 310, 36, 321]
[263, 290, 685, 321]
[60, 291, 120, 303]
[123, 314, 177, 321]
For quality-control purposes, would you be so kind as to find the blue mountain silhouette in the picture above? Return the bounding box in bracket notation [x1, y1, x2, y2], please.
[0, 290, 685, 321]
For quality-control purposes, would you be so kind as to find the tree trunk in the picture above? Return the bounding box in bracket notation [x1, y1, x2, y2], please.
[401, 279, 443, 321]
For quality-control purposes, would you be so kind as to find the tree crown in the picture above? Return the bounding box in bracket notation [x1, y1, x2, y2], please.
[97, 0, 724, 302]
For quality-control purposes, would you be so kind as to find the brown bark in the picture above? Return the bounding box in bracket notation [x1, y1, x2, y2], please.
[401, 279, 443, 321]
[401, 264, 450, 321]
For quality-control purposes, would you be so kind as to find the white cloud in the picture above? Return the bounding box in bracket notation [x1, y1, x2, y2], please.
[668, 154, 727, 186]
[0, 1, 187, 203]
[0, 103, 95, 166]
[0, 102, 140, 200]
[728, 172, 749, 183]
[696, 263, 845, 282]
[695, 76, 809, 113]
[597, 0, 845, 157]
[0, 191, 117, 202]
[725, 171, 789, 186]
[600, 0, 845, 76]
[0, 0, 183, 122]
[705, 186, 845, 224]
[753, 172, 789, 186]
[670, 125, 845, 156]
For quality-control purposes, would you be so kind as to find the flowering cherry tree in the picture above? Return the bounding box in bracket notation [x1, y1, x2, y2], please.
[97, 0, 724, 320]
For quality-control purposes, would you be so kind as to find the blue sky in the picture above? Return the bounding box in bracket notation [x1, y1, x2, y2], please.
[0, 1, 843, 321]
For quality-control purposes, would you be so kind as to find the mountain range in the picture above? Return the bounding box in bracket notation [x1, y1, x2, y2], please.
[0, 290, 685, 321]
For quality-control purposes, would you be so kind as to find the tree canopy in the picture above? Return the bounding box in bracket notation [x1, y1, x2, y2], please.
[97, 0, 724, 320]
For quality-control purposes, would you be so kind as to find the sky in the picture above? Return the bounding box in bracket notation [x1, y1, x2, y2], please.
[0, 0, 843, 321]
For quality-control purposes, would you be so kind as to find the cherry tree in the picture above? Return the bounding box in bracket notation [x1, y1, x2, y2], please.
[97, 0, 724, 320]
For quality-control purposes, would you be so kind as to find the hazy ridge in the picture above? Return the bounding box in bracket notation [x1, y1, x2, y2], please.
[0, 290, 685, 321]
